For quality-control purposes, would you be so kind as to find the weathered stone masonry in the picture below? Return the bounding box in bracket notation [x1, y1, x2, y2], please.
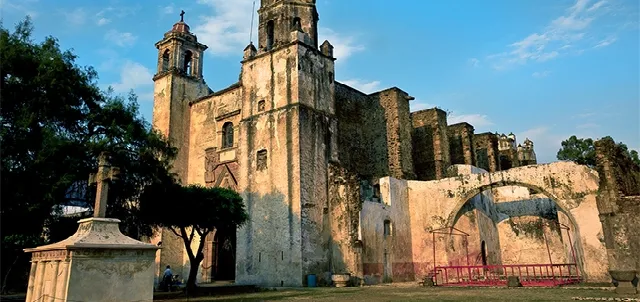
[149, 0, 616, 288]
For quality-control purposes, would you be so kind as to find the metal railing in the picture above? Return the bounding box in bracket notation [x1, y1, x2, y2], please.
[432, 263, 581, 287]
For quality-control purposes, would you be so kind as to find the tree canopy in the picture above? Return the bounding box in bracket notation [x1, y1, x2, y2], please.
[557, 135, 640, 168]
[1, 17, 176, 292]
[139, 184, 248, 290]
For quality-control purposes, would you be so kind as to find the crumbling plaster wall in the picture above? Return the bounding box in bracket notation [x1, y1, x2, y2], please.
[404, 162, 607, 281]
[360, 177, 414, 284]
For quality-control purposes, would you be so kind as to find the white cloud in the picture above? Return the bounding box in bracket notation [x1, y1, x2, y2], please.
[64, 8, 87, 26]
[318, 28, 365, 61]
[339, 79, 381, 94]
[4, 0, 39, 19]
[448, 113, 494, 129]
[468, 58, 480, 67]
[96, 18, 110, 26]
[108, 61, 155, 102]
[192, 0, 363, 59]
[532, 70, 551, 78]
[410, 100, 437, 112]
[163, 5, 175, 15]
[594, 36, 617, 48]
[192, 0, 261, 55]
[486, 0, 612, 70]
[104, 30, 138, 47]
[576, 123, 600, 129]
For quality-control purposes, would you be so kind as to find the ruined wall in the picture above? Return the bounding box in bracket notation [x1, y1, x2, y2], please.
[594, 137, 640, 280]
[402, 162, 607, 281]
[334, 83, 389, 179]
[360, 177, 413, 284]
[411, 109, 450, 181]
[447, 123, 475, 166]
[473, 133, 500, 172]
[371, 88, 415, 180]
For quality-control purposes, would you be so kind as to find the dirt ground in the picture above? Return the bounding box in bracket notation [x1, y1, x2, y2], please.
[158, 284, 637, 302]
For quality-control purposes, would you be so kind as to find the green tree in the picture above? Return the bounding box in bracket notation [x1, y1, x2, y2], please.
[557, 135, 640, 168]
[139, 184, 248, 291]
[1, 17, 176, 292]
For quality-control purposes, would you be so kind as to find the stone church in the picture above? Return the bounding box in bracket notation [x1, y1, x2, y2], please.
[149, 0, 612, 287]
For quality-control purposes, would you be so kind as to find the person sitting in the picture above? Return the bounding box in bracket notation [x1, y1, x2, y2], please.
[162, 265, 173, 291]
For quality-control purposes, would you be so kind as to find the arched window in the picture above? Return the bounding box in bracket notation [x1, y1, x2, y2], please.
[222, 122, 234, 149]
[162, 50, 170, 72]
[292, 17, 301, 31]
[266, 20, 275, 50]
[183, 50, 193, 75]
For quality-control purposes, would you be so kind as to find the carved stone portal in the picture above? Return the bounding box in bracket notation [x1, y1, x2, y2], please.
[205, 147, 218, 185]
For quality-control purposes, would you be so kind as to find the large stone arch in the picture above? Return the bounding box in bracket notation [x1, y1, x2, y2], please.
[403, 161, 609, 282]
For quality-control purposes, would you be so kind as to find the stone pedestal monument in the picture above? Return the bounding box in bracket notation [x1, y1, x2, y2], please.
[24, 153, 160, 302]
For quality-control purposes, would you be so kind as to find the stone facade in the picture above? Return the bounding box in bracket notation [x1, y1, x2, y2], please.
[150, 0, 626, 288]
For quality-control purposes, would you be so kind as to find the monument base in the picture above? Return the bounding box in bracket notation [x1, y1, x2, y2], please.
[24, 218, 159, 302]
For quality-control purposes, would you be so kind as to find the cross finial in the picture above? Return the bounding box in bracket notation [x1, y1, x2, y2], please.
[180, 10, 185, 22]
[88, 152, 120, 218]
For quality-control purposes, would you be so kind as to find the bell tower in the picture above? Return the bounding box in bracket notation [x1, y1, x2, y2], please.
[154, 10, 207, 80]
[152, 11, 210, 181]
[257, 0, 319, 51]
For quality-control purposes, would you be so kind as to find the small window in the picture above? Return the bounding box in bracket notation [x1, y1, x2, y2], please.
[184, 50, 193, 75]
[222, 122, 234, 149]
[162, 49, 170, 72]
[257, 150, 268, 171]
[373, 184, 381, 201]
[258, 100, 266, 112]
[384, 220, 392, 237]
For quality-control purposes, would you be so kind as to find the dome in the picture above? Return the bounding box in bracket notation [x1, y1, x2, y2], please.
[171, 21, 190, 33]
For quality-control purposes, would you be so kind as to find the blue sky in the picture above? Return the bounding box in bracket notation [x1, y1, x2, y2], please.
[3, 0, 639, 163]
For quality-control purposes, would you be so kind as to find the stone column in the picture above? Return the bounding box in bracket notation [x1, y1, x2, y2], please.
[595, 137, 640, 294]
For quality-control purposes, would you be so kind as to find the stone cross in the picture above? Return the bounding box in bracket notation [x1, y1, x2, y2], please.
[180, 10, 185, 22]
[88, 153, 120, 218]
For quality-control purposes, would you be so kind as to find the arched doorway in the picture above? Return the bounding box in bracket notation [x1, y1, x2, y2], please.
[439, 184, 582, 286]
[211, 228, 236, 281]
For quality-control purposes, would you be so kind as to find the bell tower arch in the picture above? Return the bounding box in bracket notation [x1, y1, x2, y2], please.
[257, 0, 319, 51]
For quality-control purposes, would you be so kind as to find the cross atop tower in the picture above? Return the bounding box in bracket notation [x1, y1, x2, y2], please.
[88, 152, 120, 218]
[180, 10, 185, 22]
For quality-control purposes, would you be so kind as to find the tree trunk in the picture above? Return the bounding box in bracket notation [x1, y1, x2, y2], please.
[186, 256, 203, 292]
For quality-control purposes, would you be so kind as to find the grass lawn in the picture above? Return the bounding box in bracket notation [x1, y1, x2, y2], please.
[159, 285, 637, 302]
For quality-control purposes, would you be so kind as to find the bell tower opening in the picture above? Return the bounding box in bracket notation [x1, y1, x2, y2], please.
[266, 20, 275, 50]
[161, 49, 170, 72]
[257, 0, 319, 51]
[183, 50, 193, 76]
[154, 10, 207, 80]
